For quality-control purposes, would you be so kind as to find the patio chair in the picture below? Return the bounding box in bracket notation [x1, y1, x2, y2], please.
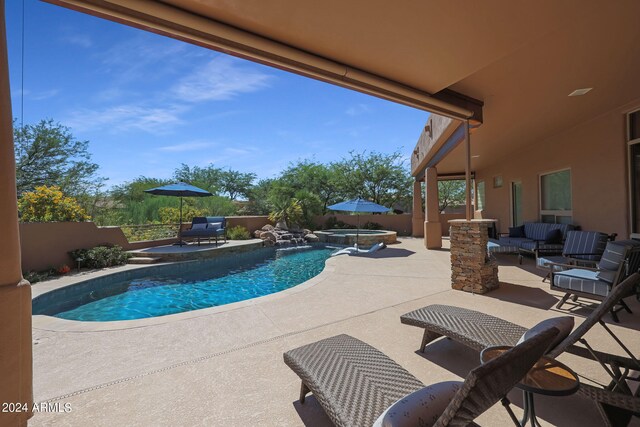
[550, 240, 640, 321]
[536, 230, 609, 282]
[400, 273, 640, 427]
[283, 328, 558, 427]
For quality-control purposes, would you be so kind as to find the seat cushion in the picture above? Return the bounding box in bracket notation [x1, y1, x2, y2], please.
[516, 317, 574, 351]
[488, 240, 519, 254]
[373, 381, 463, 427]
[537, 255, 567, 269]
[553, 269, 611, 297]
[597, 242, 626, 271]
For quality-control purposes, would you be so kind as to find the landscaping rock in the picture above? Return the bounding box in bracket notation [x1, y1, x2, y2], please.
[305, 233, 319, 242]
[261, 231, 277, 242]
[253, 230, 263, 238]
[261, 224, 275, 231]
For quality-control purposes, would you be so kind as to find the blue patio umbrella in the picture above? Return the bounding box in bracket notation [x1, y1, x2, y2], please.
[144, 182, 213, 246]
[327, 198, 390, 248]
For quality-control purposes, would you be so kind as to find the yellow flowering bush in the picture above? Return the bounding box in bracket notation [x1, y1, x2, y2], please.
[19, 185, 90, 222]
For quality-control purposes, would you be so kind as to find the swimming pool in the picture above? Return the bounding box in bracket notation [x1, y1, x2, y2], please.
[32, 245, 333, 322]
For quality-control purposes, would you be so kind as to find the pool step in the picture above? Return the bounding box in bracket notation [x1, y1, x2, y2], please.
[128, 256, 163, 264]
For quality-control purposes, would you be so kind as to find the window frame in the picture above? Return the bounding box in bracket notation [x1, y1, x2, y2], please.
[538, 167, 573, 224]
[627, 108, 640, 233]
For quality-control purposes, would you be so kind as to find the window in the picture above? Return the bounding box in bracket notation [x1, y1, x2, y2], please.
[476, 181, 485, 210]
[628, 109, 640, 233]
[539, 169, 572, 223]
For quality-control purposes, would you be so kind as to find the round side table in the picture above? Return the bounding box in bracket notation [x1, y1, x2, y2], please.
[481, 345, 580, 427]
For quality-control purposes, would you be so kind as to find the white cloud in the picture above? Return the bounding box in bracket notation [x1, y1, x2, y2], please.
[346, 103, 372, 116]
[31, 89, 60, 101]
[172, 57, 272, 102]
[61, 34, 93, 48]
[65, 103, 186, 134]
[159, 140, 218, 152]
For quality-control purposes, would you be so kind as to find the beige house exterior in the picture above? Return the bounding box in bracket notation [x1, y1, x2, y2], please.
[2, 1, 640, 425]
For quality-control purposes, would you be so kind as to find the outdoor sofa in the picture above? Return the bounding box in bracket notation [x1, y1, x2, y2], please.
[488, 222, 574, 262]
[401, 272, 640, 427]
[283, 328, 558, 427]
[180, 216, 226, 246]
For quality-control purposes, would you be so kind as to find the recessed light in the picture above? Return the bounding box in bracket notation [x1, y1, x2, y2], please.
[568, 88, 593, 97]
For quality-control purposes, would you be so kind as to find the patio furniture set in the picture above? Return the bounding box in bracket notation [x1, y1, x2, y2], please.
[180, 216, 227, 246]
[488, 222, 640, 323]
[284, 273, 640, 426]
[284, 224, 640, 426]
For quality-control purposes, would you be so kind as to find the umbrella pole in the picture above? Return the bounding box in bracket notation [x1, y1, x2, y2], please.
[179, 196, 183, 247]
[356, 214, 360, 249]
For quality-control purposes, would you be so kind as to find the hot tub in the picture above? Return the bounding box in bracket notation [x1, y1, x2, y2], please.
[314, 229, 397, 247]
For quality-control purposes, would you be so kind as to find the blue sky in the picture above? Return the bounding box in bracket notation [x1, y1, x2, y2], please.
[6, 0, 428, 188]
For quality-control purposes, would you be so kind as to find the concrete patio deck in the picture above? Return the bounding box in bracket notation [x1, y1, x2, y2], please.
[30, 238, 640, 426]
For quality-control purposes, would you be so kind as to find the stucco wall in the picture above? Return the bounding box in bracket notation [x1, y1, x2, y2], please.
[313, 214, 413, 235]
[476, 99, 639, 239]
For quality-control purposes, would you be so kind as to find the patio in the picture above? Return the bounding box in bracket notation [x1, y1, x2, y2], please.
[29, 238, 640, 426]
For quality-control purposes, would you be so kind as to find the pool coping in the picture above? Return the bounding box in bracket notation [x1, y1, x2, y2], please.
[31, 246, 339, 332]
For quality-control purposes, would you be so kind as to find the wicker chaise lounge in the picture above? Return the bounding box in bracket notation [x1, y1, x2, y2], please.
[284, 329, 558, 427]
[401, 273, 640, 427]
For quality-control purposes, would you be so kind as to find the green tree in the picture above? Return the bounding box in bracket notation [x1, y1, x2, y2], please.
[240, 179, 274, 215]
[219, 169, 256, 200]
[14, 119, 105, 196]
[437, 180, 466, 212]
[333, 150, 412, 209]
[173, 164, 223, 194]
[277, 160, 340, 214]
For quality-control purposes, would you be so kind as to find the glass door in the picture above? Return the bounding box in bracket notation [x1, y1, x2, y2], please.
[511, 181, 523, 226]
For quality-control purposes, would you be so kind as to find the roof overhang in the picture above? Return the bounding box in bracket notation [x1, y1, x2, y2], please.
[45, 0, 479, 120]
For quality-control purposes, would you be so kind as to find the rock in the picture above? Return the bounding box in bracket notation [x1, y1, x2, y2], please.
[263, 239, 275, 247]
[261, 231, 277, 242]
[275, 221, 288, 230]
[303, 229, 311, 236]
[305, 233, 319, 242]
[253, 230, 263, 238]
[261, 224, 275, 232]
[280, 233, 293, 240]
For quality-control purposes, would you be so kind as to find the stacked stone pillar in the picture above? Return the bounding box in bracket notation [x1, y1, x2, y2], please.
[449, 219, 499, 293]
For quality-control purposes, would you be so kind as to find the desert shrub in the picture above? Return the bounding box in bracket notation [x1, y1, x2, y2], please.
[69, 245, 131, 269]
[23, 269, 55, 284]
[19, 185, 90, 222]
[324, 216, 356, 229]
[361, 221, 383, 230]
[227, 225, 250, 240]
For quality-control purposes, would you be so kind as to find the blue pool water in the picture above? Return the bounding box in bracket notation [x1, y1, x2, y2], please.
[41, 246, 333, 322]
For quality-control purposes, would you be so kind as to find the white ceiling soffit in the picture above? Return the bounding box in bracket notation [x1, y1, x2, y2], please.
[44, 0, 475, 119]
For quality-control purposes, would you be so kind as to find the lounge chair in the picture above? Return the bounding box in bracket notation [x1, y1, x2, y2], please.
[550, 240, 640, 321]
[401, 273, 640, 427]
[330, 242, 386, 256]
[536, 230, 609, 282]
[283, 327, 558, 427]
[180, 216, 227, 246]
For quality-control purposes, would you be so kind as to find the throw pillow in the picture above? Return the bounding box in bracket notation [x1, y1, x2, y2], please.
[207, 222, 222, 230]
[544, 228, 562, 244]
[517, 316, 574, 351]
[373, 381, 463, 427]
[509, 225, 525, 238]
[191, 223, 207, 230]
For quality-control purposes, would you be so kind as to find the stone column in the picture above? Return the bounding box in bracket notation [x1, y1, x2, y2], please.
[0, 1, 33, 424]
[449, 219, 499, 294]
[411, 180, 424, 237]
[424, 167, 441, 249]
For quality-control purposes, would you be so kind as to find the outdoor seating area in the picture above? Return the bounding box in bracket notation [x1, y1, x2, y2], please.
[27, 238, 640, 426]
[181, 216, 227, 246]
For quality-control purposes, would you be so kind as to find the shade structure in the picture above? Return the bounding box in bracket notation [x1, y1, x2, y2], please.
[144, 182, 213, 246]
[327, 198, 390, 248]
